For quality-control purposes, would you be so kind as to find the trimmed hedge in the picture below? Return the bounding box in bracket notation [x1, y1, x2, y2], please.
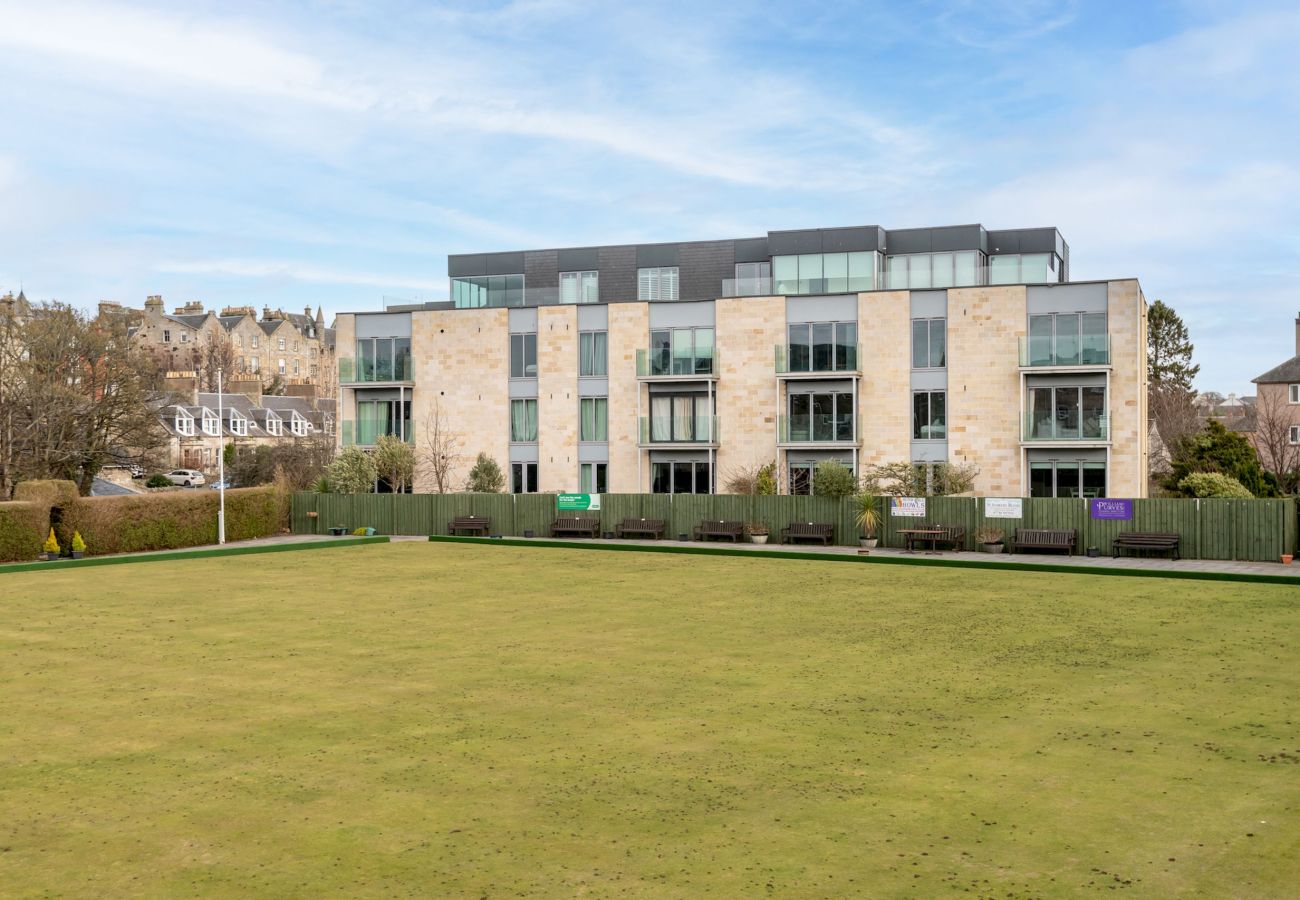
[62, 486, 285, 556]
[0, 502, 46, 562]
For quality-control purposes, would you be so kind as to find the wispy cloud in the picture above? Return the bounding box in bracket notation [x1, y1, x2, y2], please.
[154, 258, 444, 293]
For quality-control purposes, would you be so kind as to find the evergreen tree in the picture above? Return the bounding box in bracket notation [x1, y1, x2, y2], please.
[1147, 300, 1202, 457]
[465, 453, 505, 493]
[1166, 419, 1279, 498]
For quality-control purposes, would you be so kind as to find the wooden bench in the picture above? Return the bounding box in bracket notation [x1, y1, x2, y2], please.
[1113, 531, 1181, 560]
[1011, 528, 1076, 555]
[929, 524, 966, 551]
[780, 522, 834, 545]
[448, 515, 491, 536]
[693, 520, 744, 542]
[615, 518, 666, 539]
[551, 516, 601, 538]
[900, 524, 966, 552]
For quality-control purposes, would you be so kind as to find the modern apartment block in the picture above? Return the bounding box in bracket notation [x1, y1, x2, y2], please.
[334, 224, 1149, 498]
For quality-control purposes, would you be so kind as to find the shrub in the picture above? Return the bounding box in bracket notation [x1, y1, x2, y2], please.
[466, 453, 505, 493]
[146, 474, 173, 489]
[327, 447, 378, 495]
[43, 528, 60, 554]
[812, 461, 858, 499]
[851, 492, 881, 538]
[974, 525, 1006, 544]
[0, 502, 46, 561]
[61, 486, 282, 555]
[13, 479, 79, 506]
[1178, 472, 1253, 499]
[724, 461, 777, 495]
[744, 522, 769, 537]
[71, 531, 87, 553]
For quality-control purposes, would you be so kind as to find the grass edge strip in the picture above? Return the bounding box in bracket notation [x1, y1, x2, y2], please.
[425, 535, 1300, 586]
[0, 536, 390, 574]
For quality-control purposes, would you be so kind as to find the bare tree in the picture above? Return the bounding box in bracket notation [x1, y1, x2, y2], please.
[1252, 388, 1300, 493]
[196, 332, 237, 392]
[417, 400, 463, 493]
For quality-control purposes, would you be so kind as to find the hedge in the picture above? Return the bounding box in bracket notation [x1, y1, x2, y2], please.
[12, 479, 80, 507]
[61, 486, 286, 556]
[0, 502, 47, 562]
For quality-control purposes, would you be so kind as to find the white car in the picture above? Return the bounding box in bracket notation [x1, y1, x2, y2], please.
[166, 469, 206, 487]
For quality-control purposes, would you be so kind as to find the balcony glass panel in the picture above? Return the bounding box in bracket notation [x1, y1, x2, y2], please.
[788, 323, 810, 372]
[1081, 313, 1107, 364]
[954, 250, 978, 286]
[835, 323, 857, 370]
[1055, 313, 1080, 366]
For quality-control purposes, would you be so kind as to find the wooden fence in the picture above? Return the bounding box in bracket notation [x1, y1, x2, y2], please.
[290, 493, 1298, 563]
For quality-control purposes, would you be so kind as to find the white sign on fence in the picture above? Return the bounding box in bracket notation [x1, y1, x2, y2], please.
[890, 497, 926, 517]
[984, 497, 1023, 519]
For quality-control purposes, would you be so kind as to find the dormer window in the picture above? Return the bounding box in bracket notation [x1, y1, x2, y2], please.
[266, 414, 282, 436]
[324, 414, 335, 435]
[291, 414, 310, 437]
[230, 414, 248, 437]
[175, 412, 195, 436]
[202, 412, 220, 436]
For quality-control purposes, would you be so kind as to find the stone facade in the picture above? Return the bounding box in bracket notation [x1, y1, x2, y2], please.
[338, 278, 1149, 498]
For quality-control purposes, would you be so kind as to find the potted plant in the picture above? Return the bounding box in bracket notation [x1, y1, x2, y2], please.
[852, 492, 880, 550]
[70, 531, 87, 559]
[975, 525, 1005, 553]
[745, 522, 770, 545]
[43, 528, 61, 561]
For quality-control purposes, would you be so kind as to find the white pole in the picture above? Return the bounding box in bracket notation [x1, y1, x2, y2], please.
[217, 367, 226, 544]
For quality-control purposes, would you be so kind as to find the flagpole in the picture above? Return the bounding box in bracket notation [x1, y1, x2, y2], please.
[217, 366, 226, 544]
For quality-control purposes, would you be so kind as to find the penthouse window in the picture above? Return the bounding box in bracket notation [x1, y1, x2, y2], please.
[637, 267, 679, 302]
[1026, 312, 1107, 366]
[452, 274, 524, 308]
[560, 271, 599, 304]
[773, 252, 877, 295]
[885, 251, 982, 290]
[989, 253, 1059, 285]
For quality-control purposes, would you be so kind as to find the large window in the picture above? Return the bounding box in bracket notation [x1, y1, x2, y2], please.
[1026, 312, 1108, 366]
[1030, 461, 1107, 498]
[885, 251, 982, 290]
[989, 253, 1058, 285]
[772, 252, 876, 295]
[637, 267, 679, 302]
[580, 398, 608, 441]
[651, 461, 711, 494]
[1290, 425, 1300, 444]
[728, 261, 771, 296]
[580, 462, 607, 493]
[579, 331, 607, 376]
[911, 318, 946, 368]
[356, 399, 411, 445]
[511, 462, 538, 493]
[1026, 386, 1107, 440]
[452, 274, 525, 308]
[648, 394, 713, 442]
[913, 391, 946, 440]
[510, 333, 538, 378]
[355, 337, 412, 382]
[649, 327, 714, 376]
[786, 391, 855, 442]
[786, 322, 857, 372]
[560, 271, 598, 304]
[510, 399, 538, 442]
[1288, 384, 1299, 404]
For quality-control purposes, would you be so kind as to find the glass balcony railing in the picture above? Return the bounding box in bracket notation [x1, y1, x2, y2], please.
[770, 276, 879, 296]
[1019, 335, 1111, 367]
[775, 344, 861, 374]
[339, 356, 413, 384]
[637, 416, 720, 444]
[778, 414, 858, 443]
[340, 420, 414, 447]
[635, 348, 718, 377]
[1022, 413, 1109, 442]
[721, 276, 776, 297]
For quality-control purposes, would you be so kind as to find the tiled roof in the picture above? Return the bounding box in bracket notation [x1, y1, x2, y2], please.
[1253, 356, 1300, 384]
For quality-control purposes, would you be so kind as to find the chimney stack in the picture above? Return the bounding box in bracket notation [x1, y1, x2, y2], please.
[144, 295, 164, 316]
[228, 375, 263, 403]
[163, 370, 199, 406]
[1295, 311, 1299, 356]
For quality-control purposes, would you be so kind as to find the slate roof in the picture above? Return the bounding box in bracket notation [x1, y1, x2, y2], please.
[1253, 356, 1300, 384]
[91, 478, 139, 497]
[165, 313, 211, 329]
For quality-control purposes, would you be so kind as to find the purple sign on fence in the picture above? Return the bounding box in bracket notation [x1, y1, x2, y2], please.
[1090, 498, 1133, 520]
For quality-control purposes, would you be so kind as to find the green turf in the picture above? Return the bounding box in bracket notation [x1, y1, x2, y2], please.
[1, 542, 1296, 897]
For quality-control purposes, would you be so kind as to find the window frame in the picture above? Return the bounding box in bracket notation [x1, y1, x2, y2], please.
[560, 270, 599, 304]
[579, 331, 608, 377]
[579, 462, 607, 494]
[1289, 384, 1300, 404]
[579, 397, 608, 442]
[637, 266, 680, 302]
[511, 461, 539, 494]
[912, 390, 947, 441]
[910, 317, 946, 369]
[510, 332, 538, 379]
[510, 398, 539, 442]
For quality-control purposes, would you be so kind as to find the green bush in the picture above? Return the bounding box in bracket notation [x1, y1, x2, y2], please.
[0, 501, 46, 562]
[1178, 472, 1254, 499]
[146, 474, 173, 489]
[812, 461, 858, 499]
[13, 479, 80, 506]
[61, 486, 283, 555]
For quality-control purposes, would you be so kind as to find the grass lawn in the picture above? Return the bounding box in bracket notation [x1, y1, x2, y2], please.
[1, 542, 1297, 897]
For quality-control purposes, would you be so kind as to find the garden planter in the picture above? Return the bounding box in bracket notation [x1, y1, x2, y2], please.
[70, 551, 84, 560]
[1086, 547, 1100, 558]
[1283, 554, 1294, 565]
[523, 530, 535, 538]
[750, 534, 769, 545]
[45, 552, 59, 561]
[982, 543, 1005, 554]
[678, 533, 689, 542]
[860, 537, 878, 549]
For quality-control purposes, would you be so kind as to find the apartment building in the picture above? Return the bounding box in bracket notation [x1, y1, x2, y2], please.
[334, 224, 1148, 498]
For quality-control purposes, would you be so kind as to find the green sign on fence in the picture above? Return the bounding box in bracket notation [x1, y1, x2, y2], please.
[557, 493, 601, 512]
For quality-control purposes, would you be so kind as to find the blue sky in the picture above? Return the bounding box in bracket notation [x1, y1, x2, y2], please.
[1, 0, 1296, 393]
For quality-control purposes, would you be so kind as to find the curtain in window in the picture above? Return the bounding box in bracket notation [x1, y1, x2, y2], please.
[581, 399, 607, 441]
[650, 396, 671, 441]
[672, 396, 693, 440]
[580, 332, 607, 376]
[511, 400, 537, 442]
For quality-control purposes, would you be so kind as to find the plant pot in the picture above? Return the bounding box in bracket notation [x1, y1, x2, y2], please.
[860, 537, 878, 549]
[1086, 547, 1100, 558]
[45, 552, 60, 561]
[523, 530, 535, 538]
[750, 534, 769, 545]
[603, 531, 615, 540]
[982, 543, 1005, 554]
[70, 551, 84, 559]
[1283, 554, 1294, 565]
[678, 533, 689, 542]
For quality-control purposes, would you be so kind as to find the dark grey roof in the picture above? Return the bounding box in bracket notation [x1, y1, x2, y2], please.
[323, 327, 336, 350]
[166, 313, 210, 329]
[1253, 356, 1300, 384]
[197, 392, 257, 415]
[91, 478, 139, 497]
[217, 315, 249, 331]
[260, 395, 312, 415]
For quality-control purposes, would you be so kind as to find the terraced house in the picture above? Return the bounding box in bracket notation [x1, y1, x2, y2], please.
[333, 224, 1149, 497]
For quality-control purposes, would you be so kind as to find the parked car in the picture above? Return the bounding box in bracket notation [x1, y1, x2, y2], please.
[165, 469, 206, 487]
[208, 479, 233, 491]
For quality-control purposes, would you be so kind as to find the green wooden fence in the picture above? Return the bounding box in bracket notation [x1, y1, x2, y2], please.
[290, 493, 1298, 563]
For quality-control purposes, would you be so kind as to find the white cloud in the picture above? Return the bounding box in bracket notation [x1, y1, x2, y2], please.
[154, 258, 445, 293]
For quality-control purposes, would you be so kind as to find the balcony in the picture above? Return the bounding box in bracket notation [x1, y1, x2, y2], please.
[774, 344, 861, 376]
[778, 414, 859, 446]
[721, 276, 775, 298]
[340, 421, 414, 447]
[1022, 413, 1109, 443]
[635, 348, 718, 379]
[1019, 336, 1111, 368]
[637, 416, 720, 447]
[339, 357, 414, 385]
